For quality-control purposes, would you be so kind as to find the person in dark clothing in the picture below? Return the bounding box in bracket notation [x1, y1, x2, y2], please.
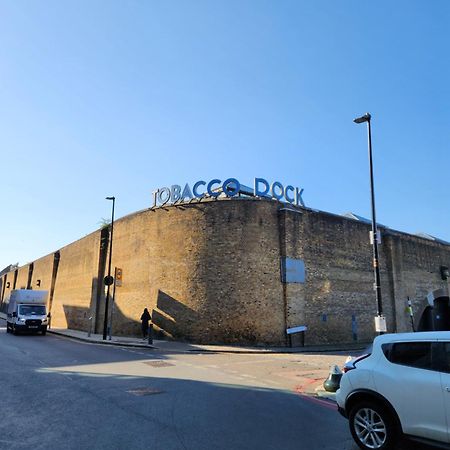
[141, 308, 151, 338]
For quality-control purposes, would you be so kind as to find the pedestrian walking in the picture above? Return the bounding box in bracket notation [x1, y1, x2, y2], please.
[140, 308, 151, 339]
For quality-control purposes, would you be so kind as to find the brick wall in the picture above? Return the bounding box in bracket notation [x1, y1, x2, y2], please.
[1, 198, 449, 345]
[279, 208, 450, 345]
[15, 265, 30, 290]
[30, 254, 54, 292]
[108, 200, 284, 344]
[51, 232, 101, 331]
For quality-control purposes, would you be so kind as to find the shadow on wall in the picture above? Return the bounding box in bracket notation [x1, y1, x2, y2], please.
[413, 287, 450, 332]
[61, 305, 99, 333]
[61, 304, 143, 336]
[416, 293, 450, 332]
[152, 290, 199, 340]
[153, 290, 259, 344]
[417, 306, 434, 331]
[53, 290, 198, 341]
[60, 293, 193, 339]
[0, 298, 7, 314]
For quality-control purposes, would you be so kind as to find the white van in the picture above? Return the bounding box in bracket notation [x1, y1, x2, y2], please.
[6, 290, 49, 335]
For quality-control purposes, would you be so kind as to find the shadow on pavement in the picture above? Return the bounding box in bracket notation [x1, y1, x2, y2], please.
[0, 324, 443, 450]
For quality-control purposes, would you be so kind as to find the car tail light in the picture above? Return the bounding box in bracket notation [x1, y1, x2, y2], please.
[342, 353, 370, 373]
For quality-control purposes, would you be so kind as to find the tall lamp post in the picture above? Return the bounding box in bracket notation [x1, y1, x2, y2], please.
[103, 196, 115, 340]
[353, 113, 385, 334]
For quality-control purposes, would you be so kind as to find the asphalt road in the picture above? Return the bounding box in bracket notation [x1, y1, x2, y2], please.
[0, 323, 437, 450]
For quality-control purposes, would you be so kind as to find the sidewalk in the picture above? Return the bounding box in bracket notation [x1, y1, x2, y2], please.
[0, 312, 366, 355]
[47, 326, 367, 356]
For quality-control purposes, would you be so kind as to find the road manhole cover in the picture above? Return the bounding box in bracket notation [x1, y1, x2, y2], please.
[143, 360, 174, 368]
[127, 387, 164, 396]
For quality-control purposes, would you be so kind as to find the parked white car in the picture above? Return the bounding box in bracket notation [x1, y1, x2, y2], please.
[336, 331, 450, 450]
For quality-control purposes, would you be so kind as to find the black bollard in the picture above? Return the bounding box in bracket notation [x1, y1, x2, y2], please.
[323, 365, 343, 392]
[147, 324, 153, 345]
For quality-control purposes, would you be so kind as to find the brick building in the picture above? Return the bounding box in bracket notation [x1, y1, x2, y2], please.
[1, 196, 449, 346]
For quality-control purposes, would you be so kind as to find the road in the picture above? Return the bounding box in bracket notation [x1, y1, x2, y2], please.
[0, 322, 436, 450]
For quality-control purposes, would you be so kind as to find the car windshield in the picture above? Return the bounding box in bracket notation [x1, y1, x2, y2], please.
[19, 305, 46, 315]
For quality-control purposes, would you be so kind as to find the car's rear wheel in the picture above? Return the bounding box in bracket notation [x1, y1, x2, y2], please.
[349, 401, 399, 450]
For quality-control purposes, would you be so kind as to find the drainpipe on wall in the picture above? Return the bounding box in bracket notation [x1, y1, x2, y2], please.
[441, 266, 450, 295]
[277, 207, 288, 346]
[93, 227, 109, 334]
[26, 263, 34, 290]
[0, 274, 6, 305]
[48, 251, 60, 329]
[13, 270, 18, 290]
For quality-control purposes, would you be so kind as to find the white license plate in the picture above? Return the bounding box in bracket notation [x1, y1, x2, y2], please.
[29, 326, 38, 329]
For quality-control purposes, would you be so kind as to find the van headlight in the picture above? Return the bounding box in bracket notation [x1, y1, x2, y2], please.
[42, 318, 48, 324]
[18, 318, 26, 323]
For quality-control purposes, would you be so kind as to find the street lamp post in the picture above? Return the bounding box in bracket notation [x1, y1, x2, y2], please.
[103, 196, 115, 340]
[353, 113, 385, 334]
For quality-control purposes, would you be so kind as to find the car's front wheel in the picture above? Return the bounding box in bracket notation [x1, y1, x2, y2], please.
[349, 401, 399, 450]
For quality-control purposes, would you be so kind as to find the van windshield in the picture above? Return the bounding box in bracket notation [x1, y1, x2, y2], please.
[19, 305, 46, 316]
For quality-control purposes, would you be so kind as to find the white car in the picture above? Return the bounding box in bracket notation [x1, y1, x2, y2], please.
[336, 331, 450, 450]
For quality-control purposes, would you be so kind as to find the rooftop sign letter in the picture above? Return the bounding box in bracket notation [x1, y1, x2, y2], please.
[152, 177, 305, 208]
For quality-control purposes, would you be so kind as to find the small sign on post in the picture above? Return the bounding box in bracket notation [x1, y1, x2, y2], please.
[374, 315, 387, 333]
[369, 230, 382, 245]
[286, 325, 307, 348]
[148, 323, 153, 345]
[286, 325, 307, 335]
[104, 275, 114, 286]
[115, 268, 123, 287]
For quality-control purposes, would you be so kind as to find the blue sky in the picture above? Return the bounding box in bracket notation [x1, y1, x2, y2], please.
[1, 0, 449, 269]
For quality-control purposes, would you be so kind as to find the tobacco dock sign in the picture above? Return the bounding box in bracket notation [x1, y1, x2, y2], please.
[151, 177, 305, 208]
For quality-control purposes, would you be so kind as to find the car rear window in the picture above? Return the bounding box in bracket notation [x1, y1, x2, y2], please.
[385, 342, 432, 370]
[437, 342, 450, 373]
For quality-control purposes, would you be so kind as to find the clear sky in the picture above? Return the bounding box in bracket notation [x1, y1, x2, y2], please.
[1, 0, 449, 269]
